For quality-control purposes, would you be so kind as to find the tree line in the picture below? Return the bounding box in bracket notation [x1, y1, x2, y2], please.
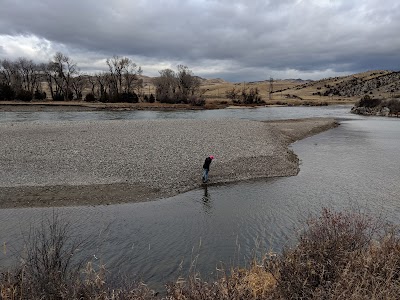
[0, 53, 205, 105]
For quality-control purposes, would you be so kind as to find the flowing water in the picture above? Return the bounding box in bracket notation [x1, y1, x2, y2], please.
[0, 105, 352, 122]
[1, 105, 399, 291]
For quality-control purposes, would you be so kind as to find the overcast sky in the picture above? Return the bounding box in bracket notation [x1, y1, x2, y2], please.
[0, 0, 399, 81]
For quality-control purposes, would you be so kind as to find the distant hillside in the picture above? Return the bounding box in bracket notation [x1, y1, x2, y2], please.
[195, 76, 228, 85]
[323, 71, 400, 97]
[66, 70, 400, 105]
[278, 70, 400, 101]
[246, 78, 313, 85]
[137, 75, 155, 85]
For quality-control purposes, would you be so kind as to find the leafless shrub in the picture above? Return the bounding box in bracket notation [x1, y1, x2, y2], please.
[189, 95, 205, 106]
[325, 229, 400, 299]
[225, 88, 239, 102]
[2, 213, 85, 298]
[0, 213, 156, 299]
[166, 209, 400, 299]
[3, 208, 400, 299]
[265, 208, 400, 299]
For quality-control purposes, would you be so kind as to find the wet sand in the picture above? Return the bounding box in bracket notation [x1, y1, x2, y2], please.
[0, 117, 337, 208]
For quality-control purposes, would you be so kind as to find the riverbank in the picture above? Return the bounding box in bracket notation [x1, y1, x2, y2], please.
[0, 118, 337, 208]
[0, 99, 352, 112]
[351, 105, 400, 117]
[350, 97, 400, 117]
[0, 101, 221, 111]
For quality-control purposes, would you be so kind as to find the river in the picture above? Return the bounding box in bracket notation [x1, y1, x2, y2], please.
[0, 105, 399, 292]
[0, 105, 352, 122]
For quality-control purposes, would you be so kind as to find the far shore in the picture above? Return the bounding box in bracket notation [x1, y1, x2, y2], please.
[0, 99, 353, 112]
[0, 100, 217, 111]
[0, 112, 338, 209]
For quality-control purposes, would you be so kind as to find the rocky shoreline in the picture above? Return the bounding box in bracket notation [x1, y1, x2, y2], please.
[0, 118, 338, 208]
[350, 105, 399, 117]
[350, 96, 400, 117]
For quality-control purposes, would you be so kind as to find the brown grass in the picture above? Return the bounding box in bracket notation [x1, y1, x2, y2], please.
[167, 208, 400, 299]
[2, 208, 400, 299]
[166, 266, 276, 299]
[29, 75, 360, 108]
[9, 70, 397, 108]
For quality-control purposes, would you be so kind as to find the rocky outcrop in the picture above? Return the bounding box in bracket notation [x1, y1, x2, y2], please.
[327, 72, 400, 97]
[351, 106, 387, 116]
[351, 95, 400, 117]
[290, 71, 400, 99]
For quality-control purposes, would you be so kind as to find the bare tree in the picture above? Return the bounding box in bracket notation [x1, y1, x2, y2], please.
[1, 54, 146, 103]
[122, 61, 139, 94]
[40, 62, 58, 100]
[16, 58, 39, 94]
[52, 52, 78, 100]
[153, 68, 177, 103]
[107, 56, 123, 96]
[87, 74, 97, 96]
[0, 59, 16, 86]
[154, 66, 200, 103]
[176, 65, 201, 99]
[0, 59, 21, 91]
[106, 56, 141, 101]
[134, 66, 144, 99]
[93, 72, 111, 102]
[0, 59, 18, 100]
[71, 74, 86, 100]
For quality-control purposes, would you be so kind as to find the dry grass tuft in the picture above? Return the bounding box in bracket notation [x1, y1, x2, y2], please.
[2, 208, 400, 299]
[264, 208, 400, 299]
[165, 262, 278, 300]
[0, 213, 156, 299]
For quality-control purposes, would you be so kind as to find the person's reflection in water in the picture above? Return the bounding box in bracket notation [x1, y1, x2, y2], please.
[202, 185, 212, 215]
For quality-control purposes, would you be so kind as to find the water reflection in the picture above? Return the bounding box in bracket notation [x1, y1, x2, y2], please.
[201, 185, 212, 215]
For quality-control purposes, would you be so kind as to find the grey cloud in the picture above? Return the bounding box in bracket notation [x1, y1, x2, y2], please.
[1, 0, 400, 80]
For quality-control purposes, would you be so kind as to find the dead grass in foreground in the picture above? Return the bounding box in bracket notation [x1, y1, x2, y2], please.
[2, 208, 400, 299]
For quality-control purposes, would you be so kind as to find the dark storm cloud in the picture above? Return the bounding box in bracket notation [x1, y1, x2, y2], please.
[1, 0, 400, 80]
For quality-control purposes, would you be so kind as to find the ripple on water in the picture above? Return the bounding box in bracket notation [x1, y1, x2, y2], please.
[1, 114, 400, 291]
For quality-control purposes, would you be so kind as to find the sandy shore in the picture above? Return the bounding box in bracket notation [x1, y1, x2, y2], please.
[0, 118, 337, 208]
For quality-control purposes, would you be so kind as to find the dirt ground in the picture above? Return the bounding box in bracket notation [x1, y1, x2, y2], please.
[0, 183, 162, 209]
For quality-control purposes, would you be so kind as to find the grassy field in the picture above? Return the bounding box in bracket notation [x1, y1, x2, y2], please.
[6, 70, 400, 109]
[198, 70, 398, 106]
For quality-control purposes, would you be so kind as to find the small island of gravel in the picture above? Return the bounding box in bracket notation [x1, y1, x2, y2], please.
[0, 118, 337, 208]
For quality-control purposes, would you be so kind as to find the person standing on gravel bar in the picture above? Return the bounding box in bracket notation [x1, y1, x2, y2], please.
[202, 155, 214, 183]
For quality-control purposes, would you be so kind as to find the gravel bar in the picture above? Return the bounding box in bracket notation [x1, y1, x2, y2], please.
[0, 118, 337, 208]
